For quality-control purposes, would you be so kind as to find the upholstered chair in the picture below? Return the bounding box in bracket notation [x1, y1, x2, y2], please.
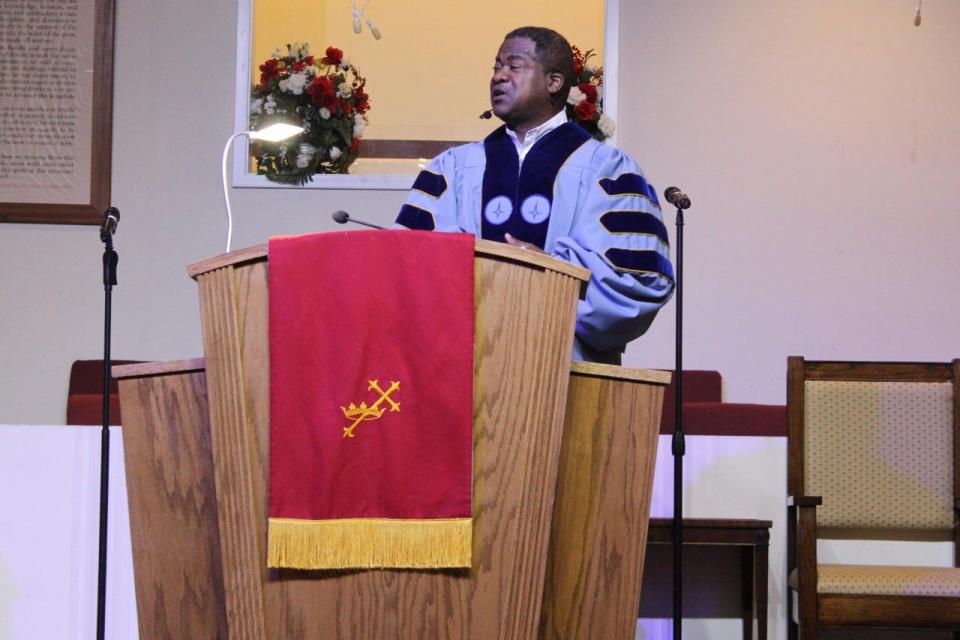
[786, 357, 960, 638]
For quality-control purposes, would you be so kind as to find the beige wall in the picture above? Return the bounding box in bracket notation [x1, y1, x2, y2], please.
[618, 0, 960, 404]
[252, 0, 604, 140]
[1, 0, 959, 429]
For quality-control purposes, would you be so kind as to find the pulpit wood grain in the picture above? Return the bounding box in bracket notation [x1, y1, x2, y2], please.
[197, 268, 267, 640]
[115, 363, 228, 640]
[540, 364, 668, 639]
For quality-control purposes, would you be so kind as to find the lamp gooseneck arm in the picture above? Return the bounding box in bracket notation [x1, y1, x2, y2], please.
[221, 131, 249, 254]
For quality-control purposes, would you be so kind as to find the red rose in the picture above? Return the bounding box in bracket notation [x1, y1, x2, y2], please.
[353, 86, 369, 114]
[307, 76, 333, 96]
[578, 83, 598, 103]
[319, 92, 340, 110]
[306, 76, 335, 104]
[303, 55, 314, 65]
[321, 46, 343, 66]
[258, 58, 280, 86]
[574, 100, 596, 121]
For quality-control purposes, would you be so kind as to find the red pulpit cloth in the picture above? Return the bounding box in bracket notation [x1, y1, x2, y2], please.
[267, 230, 474, 569]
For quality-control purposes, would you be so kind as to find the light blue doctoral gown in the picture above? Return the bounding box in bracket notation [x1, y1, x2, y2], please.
[396, 122, 674, 364]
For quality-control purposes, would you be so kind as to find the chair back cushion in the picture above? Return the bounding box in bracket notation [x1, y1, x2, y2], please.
[66, 359, 144, 425]
[804, 379, 954, 530]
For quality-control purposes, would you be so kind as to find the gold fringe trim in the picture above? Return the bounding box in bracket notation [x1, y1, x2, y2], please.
[268, 517, 472, 569]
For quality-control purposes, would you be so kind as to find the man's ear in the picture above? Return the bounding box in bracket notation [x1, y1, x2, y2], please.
[546, 71, 565, 96]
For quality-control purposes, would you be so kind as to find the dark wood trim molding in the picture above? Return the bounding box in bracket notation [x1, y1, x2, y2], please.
[953, 359, 960, 563]
[803, 361, 954, 382]
[357, 139, 469, 160]
[786, 356, 805, 496]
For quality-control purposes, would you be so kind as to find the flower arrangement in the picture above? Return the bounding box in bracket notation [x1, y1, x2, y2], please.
[566, 46, 615, 142]
[250, 43, 370, 185]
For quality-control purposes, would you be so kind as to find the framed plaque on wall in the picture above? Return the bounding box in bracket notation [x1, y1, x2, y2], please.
[0, 0, 115, 225]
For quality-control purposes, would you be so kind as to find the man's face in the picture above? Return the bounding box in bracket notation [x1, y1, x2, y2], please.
[490, 37, 556, 129]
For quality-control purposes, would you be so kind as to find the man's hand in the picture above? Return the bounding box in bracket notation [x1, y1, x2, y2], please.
[504, 233, 546, 254]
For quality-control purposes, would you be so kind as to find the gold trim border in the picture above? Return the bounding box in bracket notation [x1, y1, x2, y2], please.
[268, 517, 472, 569]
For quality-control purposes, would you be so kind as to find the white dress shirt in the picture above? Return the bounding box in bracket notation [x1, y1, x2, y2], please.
[505, 109, 568, 167]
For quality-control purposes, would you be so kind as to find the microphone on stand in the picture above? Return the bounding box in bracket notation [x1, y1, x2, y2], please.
[331, 210, 386, 230]
[663, 182, 693, 639]
[100, 207, 120, 242]
[664, 186, 692, 210]
[95, 204, 120, 640]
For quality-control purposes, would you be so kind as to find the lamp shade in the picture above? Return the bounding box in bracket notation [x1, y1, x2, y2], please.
[249, 123, 305, 142]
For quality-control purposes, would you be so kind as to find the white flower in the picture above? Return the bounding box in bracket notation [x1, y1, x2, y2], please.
[353, 114, 365, 137]
[295, 141, 316, 169]
[287, 42, 309, 58]
[319, 107, 331, 120]
[279, 72, 308, 95]
[340, 59, 350, 71]
[271, 48, 284, 59]
[264, 95, 277, 115]
[567, 86, 585, 105]
[329, 146, 342, 160]
[598, 114, 616, 138]
[337, 82, 352, 98]
[250, 98, 263, 114]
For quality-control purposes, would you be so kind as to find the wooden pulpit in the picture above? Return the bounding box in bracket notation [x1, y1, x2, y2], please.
[114, 237, 668, 639]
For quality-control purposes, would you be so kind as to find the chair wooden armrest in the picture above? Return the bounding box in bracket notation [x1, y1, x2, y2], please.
[790, 495, 821, 639]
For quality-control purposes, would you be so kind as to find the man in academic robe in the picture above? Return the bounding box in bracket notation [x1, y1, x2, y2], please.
[396, 26, 674, 364]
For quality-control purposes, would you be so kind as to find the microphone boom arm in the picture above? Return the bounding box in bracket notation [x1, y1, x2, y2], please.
[331, 210, 386, 230]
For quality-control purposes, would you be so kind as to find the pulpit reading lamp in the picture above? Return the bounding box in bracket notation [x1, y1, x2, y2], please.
[221, 122, 305, 253]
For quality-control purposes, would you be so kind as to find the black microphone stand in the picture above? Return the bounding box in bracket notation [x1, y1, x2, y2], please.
[96, 208, 119, 640]
[667, 189, 691, 639]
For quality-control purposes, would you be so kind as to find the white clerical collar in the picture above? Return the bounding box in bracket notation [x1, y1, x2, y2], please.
[506, 109, 568, 166]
